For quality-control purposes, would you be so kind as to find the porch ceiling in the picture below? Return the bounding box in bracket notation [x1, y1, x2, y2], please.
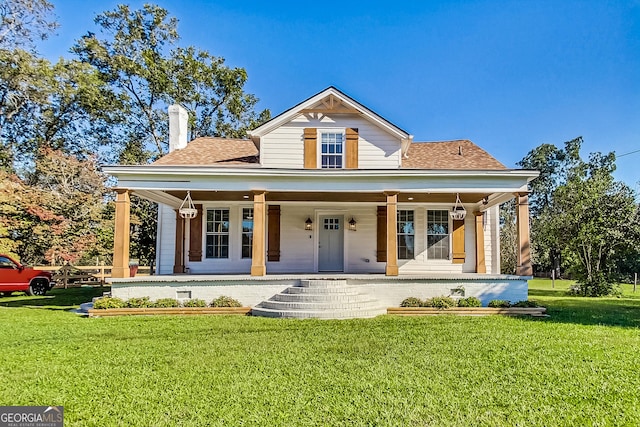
[159, 190, 493, 204]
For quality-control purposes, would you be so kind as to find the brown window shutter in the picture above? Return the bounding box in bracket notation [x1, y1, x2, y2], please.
[376, 206, 387, 262]
[188, 204, 203, 262]
[452, 219, 466, 264]
[267, 205, 281, 262]
[303, 128, 317, 169]
[345, 127, 359, 169]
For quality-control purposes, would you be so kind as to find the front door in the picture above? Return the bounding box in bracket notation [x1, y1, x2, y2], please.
[318, 215, 344, 272]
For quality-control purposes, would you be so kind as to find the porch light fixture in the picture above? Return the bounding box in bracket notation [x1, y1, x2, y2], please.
[305, 217, 313, 231]
[348, 218, 357, 231]
[178, 191, 197, 219]
[450, 193, 467, 220]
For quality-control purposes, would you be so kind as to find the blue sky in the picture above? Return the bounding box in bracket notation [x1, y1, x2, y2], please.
[41, 1, 640, 187]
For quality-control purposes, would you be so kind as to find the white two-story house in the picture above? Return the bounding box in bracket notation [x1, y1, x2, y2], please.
[104, 87, 538, 317]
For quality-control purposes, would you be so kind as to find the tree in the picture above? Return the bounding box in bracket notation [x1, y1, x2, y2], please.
[0, 0, 58, 51]
[0, 149, 110, 265]
[73, 4, 269, 161]
[72, 4, 270, 263]
[514, 137, 640, 295]
[499, 199, 517, 274]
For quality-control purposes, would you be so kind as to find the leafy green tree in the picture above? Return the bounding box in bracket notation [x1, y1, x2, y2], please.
[515, 137, 640, 295]
[0, 0, 58, 51]
[0, 149, 110, 265]
[540, 151, 639, 295]
[499, 199, 517, 274]
[73, 4, 269, 160]
[72, 4, 270, 262]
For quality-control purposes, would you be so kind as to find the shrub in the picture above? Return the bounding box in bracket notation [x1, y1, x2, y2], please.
[512, 300, 540, 308]
[429, 296, 457, 309]
[400, 297, 423, 307]
[211, 296, 242, 307]
[488, 299, 511, 308]
[457, 297, 482, 307]
[93, 296, 125, 309]
[182, 298, 207, 307]
[154, 298, 180, 308]
[125, 297, 152, 308]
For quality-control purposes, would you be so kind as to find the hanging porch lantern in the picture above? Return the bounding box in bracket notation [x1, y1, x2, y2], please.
[449, 193, 467, 220]
[348, 218, 357, 231]
[178, 191, 197, 219]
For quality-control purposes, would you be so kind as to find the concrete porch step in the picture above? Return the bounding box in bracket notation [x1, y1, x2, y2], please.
[250, 306, 386, 319]
[259, 299, 380, 311]
[299, 279, 348, 287]
[273, 293, 365, 303]
[285, 286, 360, 295]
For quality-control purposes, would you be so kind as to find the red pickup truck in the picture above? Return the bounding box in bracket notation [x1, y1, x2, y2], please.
[0, 254, 53, 296]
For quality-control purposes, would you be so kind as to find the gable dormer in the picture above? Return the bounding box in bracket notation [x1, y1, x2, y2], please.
[248, 87, 413, 169]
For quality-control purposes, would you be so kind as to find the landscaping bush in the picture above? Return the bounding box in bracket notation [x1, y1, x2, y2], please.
[210, 296, 242, 307]
[512, 300, 540, 308]
[182, 299, 207, 307]
[93, 296, 125, 309]
[125, 297, 152, 308]
[457, 297, 482, 307]
[429, 296, 457, 309]
[400, 297, 423, 307]
[488, 299, 511, 308]
[154, 298, 180, 308]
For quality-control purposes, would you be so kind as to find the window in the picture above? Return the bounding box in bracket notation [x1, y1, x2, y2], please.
[397, 210, 414, 259]
[427, 210, 449, 260]
[206, 209, 229, 258]
[242, 208, 253, 258]
[323, 218, 340, 230]
[0, 256, 15, 268]
[320, 132, 343, 168]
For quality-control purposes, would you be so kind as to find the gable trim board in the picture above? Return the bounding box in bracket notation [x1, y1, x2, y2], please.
[249, 86, 411, 141]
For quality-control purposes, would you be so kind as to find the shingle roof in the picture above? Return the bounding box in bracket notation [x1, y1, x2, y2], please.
[152, 137, 259, 166]
[401, 140, 506, 170]
[152, 137, 506, 170]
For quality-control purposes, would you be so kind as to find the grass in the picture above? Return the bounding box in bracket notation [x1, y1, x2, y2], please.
[0, 281, 639, 426]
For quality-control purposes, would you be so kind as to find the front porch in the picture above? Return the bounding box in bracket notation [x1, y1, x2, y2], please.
[108, 273, 529, 312]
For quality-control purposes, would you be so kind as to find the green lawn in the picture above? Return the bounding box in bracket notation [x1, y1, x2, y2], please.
[1, 281, 639, 426]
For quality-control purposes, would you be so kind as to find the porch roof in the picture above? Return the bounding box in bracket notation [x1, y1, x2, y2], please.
[104, 165, 537, 212]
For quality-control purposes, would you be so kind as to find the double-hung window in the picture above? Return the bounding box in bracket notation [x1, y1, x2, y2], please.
[397, 210, 415, 259]
[427, 210, 449, 260]
[206, 208, 229, 258]
[241, 208, 253, 258]
[320, 132, 344, 168]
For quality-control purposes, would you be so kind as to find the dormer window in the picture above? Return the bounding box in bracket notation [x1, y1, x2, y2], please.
[320, 132, 344, 168]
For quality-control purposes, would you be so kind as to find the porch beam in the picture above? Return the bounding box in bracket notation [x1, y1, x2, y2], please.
[475, 212, 487, 273]
[516, 193, 533, 276]
[251, 191, 267, 276]
[112, 189, 131, 278]
[385, 192, 399, 276]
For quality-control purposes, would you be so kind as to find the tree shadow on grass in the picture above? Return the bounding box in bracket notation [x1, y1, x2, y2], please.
[527, 295, 640, 328]
[0, 286, 108, 310]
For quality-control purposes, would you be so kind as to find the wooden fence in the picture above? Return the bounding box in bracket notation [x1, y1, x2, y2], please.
[33, 265, 151, 287]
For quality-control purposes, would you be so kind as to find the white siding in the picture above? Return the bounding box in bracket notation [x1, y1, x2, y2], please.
[186, 204, 253, 274]
[260, 114, 402, 169]
[156, 204, 176, 275]
[156, 201, 502, 276]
